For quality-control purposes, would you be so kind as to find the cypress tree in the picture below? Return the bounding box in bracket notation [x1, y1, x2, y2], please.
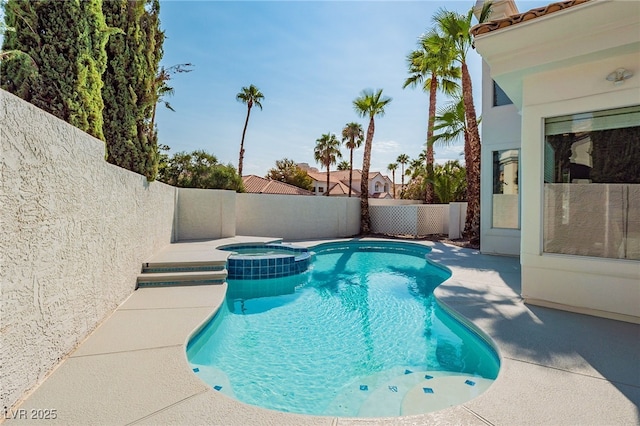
[1, 0, 110, 141]
[102, 0, 163, 181]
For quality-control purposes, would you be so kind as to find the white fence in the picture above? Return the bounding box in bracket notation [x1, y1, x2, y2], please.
[370, 203, 467, 238]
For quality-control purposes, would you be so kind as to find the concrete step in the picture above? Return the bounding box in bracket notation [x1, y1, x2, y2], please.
[141, 263, 226, 274]
[142, 258, 227, 272]
[136, 270, 227, 288]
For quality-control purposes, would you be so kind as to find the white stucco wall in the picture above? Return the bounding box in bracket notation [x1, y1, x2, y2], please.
[0, 90, 177, 410]
[479, 60, 521, 256]
[176, 188, 236, 240]
[370, 175, 389, 194]
[519, 53, 640, 323]
[235, 193, 360, 239]
[475, 0, 640, 322]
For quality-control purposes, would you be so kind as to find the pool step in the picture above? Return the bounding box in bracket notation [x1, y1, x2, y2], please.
[141, 262, 226, 274]
[400, 374, 493, 416]
[357, 371, 493, 417]
[137, 267, 227, 288]
[325, 369, 494, 418]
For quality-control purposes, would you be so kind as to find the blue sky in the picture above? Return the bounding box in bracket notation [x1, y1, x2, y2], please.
[156, 1, 548, 181]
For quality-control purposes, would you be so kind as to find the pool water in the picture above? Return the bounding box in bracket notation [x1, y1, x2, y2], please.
[187, 241, 500, 417]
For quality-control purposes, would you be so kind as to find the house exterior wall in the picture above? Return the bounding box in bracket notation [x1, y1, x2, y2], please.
[308, 172, 392, 196]
[520, 53, 640, 323]
[0, 90, 177, 410]
[369, 174, 390, 194]
[311, 178, 326, 195]
[474, 0, 640, 323]
[480, 60, 522, 256]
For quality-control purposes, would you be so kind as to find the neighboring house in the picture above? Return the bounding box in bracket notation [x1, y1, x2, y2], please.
[242, 175, 315, 196]
[472, 0, 640, 323]
[298, 163, 393, 198]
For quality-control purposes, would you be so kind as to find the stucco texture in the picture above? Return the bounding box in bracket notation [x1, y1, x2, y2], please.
[236, 193, 360, 240]
[0, 90, 176, 410]
[176, 188, 236, 240]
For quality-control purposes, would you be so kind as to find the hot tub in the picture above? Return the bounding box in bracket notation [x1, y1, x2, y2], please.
[219, 243, 311, 279]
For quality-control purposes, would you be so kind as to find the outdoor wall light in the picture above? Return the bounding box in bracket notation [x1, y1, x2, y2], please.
[606, 68, 633, 86]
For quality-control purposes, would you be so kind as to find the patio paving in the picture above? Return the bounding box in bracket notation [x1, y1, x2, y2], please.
[6, 238, 639, 425]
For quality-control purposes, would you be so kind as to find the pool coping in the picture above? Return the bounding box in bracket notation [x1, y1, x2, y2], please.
[6, 237, 639, 425]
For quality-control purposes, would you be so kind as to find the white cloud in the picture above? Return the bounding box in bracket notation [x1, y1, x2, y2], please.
[372, 140, 401, 154]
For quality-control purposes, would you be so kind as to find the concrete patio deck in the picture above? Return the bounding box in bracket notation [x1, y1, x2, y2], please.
[6, 238, 639, 425]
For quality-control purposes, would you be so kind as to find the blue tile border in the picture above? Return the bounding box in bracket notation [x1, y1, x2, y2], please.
[223, 244, 311, 280]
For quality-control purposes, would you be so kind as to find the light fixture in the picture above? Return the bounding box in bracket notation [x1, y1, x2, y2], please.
[606, 68, 633, 86]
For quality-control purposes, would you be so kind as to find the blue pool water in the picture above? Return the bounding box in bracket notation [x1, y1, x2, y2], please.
[187, 241, 500, 417]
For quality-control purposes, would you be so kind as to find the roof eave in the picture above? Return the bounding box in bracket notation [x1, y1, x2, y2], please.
[473, 0, 640, 110]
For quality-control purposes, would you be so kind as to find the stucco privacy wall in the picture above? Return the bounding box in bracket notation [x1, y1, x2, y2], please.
[176, 188, 235, 240]
[235, 193, 360, 239]
[0, 90, 177, 410]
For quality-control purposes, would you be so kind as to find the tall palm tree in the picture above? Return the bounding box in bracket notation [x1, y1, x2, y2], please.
[341, 122, 364, 197]
[403, 31, 460, 204]
[337, 160, 351, 171]
[407, 155, 426, 182]
[387, 163, 398, 198]
[433, 4, 491, 242]
[314, 132, 342, 196]
[396, 153, 410, 197]
[431, 96, 468, 150]
[353, 89, 392, 233]
[236, 84, 264, 177]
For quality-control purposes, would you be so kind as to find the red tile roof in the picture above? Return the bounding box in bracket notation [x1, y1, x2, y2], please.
[242, 175, 314, 196]
[327, 180, 360, 196]
[371, 192, 393, 199]
[471, 0, 590, 37]
[306, 169, 387, 185]
[306, 169, 361, 183]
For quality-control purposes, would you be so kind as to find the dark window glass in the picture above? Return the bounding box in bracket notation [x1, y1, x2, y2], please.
[493, 81, 512, 107]
[543, 105, 640, 260]
[492, 149, 519, 229]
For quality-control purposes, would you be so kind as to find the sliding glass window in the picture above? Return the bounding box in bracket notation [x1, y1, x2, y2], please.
[543, 105, 640, 260]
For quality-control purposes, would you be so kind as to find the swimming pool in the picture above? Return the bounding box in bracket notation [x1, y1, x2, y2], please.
[187, 241, 500, 417]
